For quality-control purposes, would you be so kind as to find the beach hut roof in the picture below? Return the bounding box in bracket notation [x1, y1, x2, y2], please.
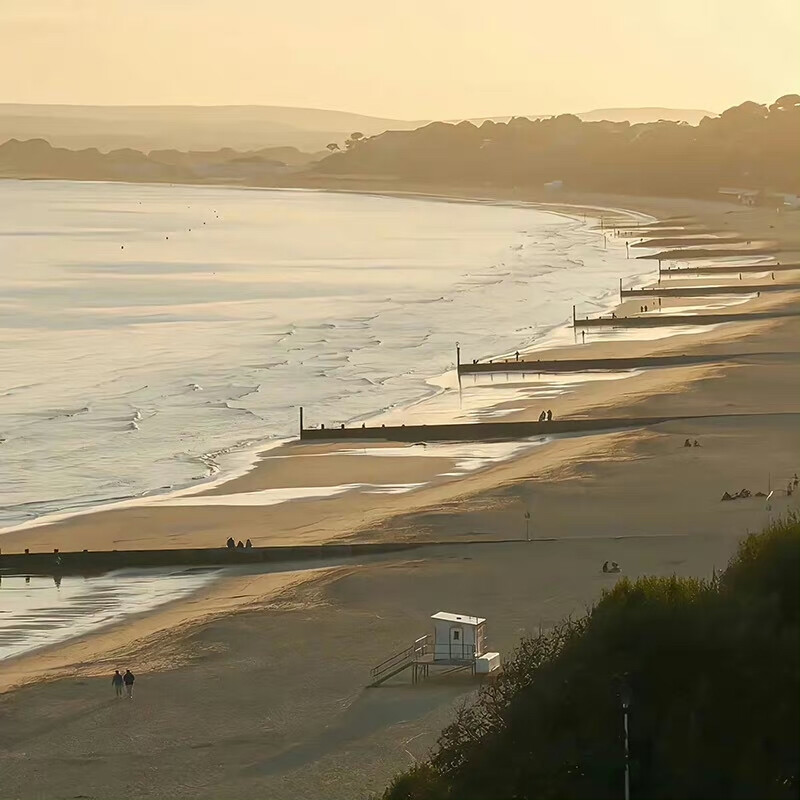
[431, 611, 485, 626]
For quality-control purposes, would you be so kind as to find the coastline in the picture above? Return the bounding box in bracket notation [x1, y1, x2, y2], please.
[1, 186, 798, 798]
[0, 190, 651, 538]
[0, 189, 797, 648]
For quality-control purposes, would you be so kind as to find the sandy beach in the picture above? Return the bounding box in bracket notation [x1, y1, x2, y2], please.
[1, 191, 799, 799]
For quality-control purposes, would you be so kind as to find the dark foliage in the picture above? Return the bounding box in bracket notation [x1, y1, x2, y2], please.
[383, 516, 800, 800]
[317, 96, 800, 197]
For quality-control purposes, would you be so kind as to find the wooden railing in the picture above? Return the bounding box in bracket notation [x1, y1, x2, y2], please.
[370, 634, 430, 681]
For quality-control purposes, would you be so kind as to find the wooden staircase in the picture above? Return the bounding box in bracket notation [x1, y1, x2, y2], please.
[369, 635, 430, 687]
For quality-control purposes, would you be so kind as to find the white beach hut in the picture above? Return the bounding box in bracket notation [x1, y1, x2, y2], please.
[369, 610, 501, 686]
[431, 611, 485, 661]
[431, 611, 501, 674]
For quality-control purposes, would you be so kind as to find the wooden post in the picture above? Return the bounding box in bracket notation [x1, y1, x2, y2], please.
[456, 341, 461, 369]
[299, 406, 304, 436]
[619, 277, 622, 302]
[572, 304, 576, 326]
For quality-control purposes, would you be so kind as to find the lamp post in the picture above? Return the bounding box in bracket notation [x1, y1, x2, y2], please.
[621, 677, 632, 800]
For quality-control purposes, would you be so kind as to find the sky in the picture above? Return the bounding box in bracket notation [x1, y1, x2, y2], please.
[0, 0, 797, 119]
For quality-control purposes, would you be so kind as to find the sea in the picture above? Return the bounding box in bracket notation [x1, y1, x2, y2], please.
[0, 179, 655, 531]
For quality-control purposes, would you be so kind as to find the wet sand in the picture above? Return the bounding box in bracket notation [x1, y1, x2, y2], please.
[0, 195, 799, 799]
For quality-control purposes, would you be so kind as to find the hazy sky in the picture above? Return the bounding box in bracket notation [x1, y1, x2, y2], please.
[1, 0, 797, 119]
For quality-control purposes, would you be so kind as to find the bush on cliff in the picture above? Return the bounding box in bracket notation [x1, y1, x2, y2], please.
[383, 516, 800, 800]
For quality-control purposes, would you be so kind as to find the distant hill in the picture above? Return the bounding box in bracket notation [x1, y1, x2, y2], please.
[575, 107, 715, 124]
[0, 104, 714, 153]
[456, 108, 715, 126]
[0, 138, 322, 183]
[0, 104, 425, 153]
[314, 96, 800, 197]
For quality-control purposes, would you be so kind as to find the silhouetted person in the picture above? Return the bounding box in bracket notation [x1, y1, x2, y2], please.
[693, 440, 700, 447]
[538, 410, 546, 422]
[602, 561, 609, 573]
[112, 670, 124, 698]
[515, 350, 520, 361]
[236, 540, 244, 548]
[581, 330, 586, 344]
[793, 473, 798, 489]
[546, 409, 553, 421]
[684, 438, 692, 447]
[123, 669, 135, 699]
[245, 538, 253, 548]
[226, 537, 235, 549]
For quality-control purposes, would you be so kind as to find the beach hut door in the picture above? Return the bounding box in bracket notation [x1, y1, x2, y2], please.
[449, 626, 464, 660]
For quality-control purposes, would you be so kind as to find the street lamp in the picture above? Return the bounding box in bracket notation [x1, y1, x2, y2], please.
[621, 677, 632, 800]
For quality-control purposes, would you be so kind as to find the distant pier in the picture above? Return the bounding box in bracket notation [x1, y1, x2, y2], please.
[456, 352, 792, 375]
[620, 283, 800, 298]
[659, 262, 800, 276]
[297, 413, 754, 443]
[572, 309, 800, 329]
[0, 539, 522, 577]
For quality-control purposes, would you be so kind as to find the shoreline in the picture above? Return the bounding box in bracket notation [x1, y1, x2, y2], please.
[0, 190, 653, 537]
[1, 187, 799, 695]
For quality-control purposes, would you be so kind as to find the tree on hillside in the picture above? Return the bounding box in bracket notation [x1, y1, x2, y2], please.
[315, 96, 800, 196]
[345, 131, 365, 150]
[326, 142, 341, 152]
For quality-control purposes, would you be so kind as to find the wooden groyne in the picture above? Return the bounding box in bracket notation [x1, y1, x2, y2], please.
[573, 309, 800, 329]
[456, 352, 787, 375]
[659, 262, 799, 275]
[0, 539, 523, 576]
[299, 414, 710, 443]
[621, 283, 800, 298]
[640, 245, 780, 261]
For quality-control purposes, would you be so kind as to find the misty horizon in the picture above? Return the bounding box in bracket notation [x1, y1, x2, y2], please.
[2, 0, 797, 119]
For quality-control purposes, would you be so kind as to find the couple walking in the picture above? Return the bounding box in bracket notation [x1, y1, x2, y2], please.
[112, 669, 136, 699]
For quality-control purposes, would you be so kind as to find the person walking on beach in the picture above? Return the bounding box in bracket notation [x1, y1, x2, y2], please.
[112, 670, 124, 698]
[546, 409, 553, 421]
[123, 669, 135, 699]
